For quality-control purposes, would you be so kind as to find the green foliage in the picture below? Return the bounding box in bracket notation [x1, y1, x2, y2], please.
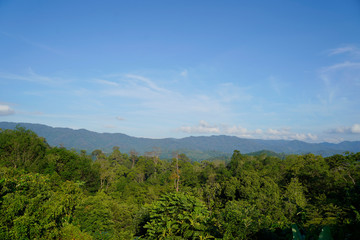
[291, 224, 304, 240]
[60, 222, 93, 240]
[246, 150, 286, 159]
[73, 191, 115, 240]
[45, 147, 100, 192]
[141, 192, 214, 239]
[283, 178, 307, 222]
[292, 224, 333, 240]
[0, 126, 49, 171]
[0, 168, 83, 239]
[318, 226, 333, 240]
[227, 150, 246, 176]
[221, 200, 262, 240]
[110, 201, 139, 240]
[0, 127, 359, 239]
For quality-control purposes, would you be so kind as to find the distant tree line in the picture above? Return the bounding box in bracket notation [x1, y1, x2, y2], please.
[0, 127, 359, 239]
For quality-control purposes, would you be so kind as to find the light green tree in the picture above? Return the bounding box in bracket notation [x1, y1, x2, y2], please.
[140, 192, 215, 239]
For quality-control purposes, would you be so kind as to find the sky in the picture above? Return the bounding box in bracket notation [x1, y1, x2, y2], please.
[0, 0, 360, 143]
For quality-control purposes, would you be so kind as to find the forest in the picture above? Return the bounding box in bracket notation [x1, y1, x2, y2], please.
[0, 127, 359, 239]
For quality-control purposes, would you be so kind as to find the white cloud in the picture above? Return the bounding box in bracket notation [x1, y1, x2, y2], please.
[352, 124, 360, 133]
[0, 68, 68, 86]
[323, 137, 344, 144]
[331, 127, 346, 134]
[178, 120, 220, 134]
[125, 74, 170, 93]
[99, 73, 231, 117]
[328, 124, 360, 134]
[95, 79, 119, 86]
[267, 128, 290, 135]
[116, 116, 125, 121]
[178, 121, 318, 141]
[307, 133, 318, 141]
[224, 125, 248, 135]
[263, 128, 317, 141]
[321, 61, 360, 72]
[318, 61, 360, 104]
[314, 46, 360, 115]
[292, 133, 318, 141]
[0, 104, 15, 116]
[328, 45, 360, 57]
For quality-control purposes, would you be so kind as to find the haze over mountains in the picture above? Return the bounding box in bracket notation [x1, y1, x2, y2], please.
[1, 122, 359, 161]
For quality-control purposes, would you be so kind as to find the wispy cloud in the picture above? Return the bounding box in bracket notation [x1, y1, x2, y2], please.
[318, 61, 360, 104]
[0, 68, 69, 86]
[96, 73, 232, 117]
[321, 61, 360, 72]
[319, 45, 360, 105]
[95, 79, 119, 87]
[116, 116, 125, 121]
[0, 104, 15, 116]
[178, 121, 318, 141]
[125, 74, 170, 93]
[264, 128, 318, 141]
[328, 124, 360, 134]
[327, 45, 360, 57]
[180, 69, 188, 77]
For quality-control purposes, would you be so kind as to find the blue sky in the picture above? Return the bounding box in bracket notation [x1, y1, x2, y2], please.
[1, 0, 360, 142]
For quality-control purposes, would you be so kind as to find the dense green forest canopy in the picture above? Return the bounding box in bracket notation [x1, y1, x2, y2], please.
[0, 127, 359, 239]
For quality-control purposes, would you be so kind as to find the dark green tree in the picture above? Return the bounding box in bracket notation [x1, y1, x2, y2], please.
[0, 127, 49, 171]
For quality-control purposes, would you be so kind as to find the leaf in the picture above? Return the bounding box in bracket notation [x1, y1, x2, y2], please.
[318, 226, 333, 240]
[292, 224, 303, 240]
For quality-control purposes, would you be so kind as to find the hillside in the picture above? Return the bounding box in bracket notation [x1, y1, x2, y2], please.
[1, 126, 359, 239]
[1, 122, 359, 160]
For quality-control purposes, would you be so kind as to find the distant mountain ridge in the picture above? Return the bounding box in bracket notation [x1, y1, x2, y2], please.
[1, 122, 359, 161]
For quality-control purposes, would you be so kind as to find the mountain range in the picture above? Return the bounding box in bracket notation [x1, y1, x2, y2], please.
[1, 122, 359, 161]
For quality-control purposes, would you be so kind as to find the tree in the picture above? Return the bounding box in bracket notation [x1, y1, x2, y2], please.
[144, 147, 161, 178]
[0, 169, 84, 239]
[140, 192, 214, 239]
[170, 152, 181, 192]
[0, 127, 48, 171]
[130, 149, 139, 169]
[227, 150, 246, 176]
[94, 157, 114, 190]
[45, 147, 100, 192]
[283, 178, 307, 222]
[92, 149, 105, 161]
[73, 191, 115, 240]
[220, 200, 262, 240]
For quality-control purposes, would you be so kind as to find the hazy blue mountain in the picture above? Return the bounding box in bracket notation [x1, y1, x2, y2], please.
[1, 122, 359, 161]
